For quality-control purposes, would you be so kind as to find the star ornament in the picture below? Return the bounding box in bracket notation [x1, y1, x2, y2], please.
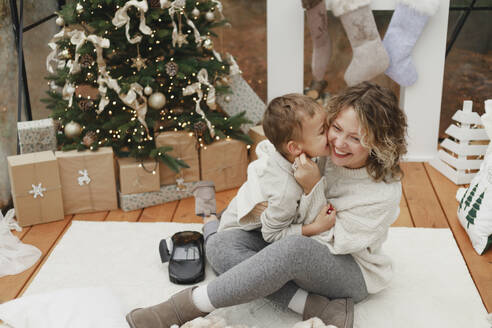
[131, 55, 148, 71]
[176, 33, 189, 48]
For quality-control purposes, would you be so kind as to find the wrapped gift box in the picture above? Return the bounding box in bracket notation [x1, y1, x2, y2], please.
[117, 157, 160, 195]
[7, 151, 64, 226]
[200, 139, 248, 192]
[119, 181, 199, 212]
[216, 74, 265, 134]
[248, 125, 267, 162]
[55, 147, 118, 214]
[17, 118, 57, 154]
[155, 131, 200, 185]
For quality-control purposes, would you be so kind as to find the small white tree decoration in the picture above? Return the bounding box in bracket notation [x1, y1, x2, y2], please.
[429, 100, 491, 185]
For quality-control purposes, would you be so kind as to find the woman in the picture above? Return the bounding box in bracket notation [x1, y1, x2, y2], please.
[126, 81, 408, 328]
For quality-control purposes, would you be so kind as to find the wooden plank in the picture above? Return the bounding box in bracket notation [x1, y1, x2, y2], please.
[173, 197, 202, 223]
[401, 162, 449, 228]
[425, 163, 492, 312]
[0, 216, 72, 302]
[392, 196, 414, 227]
[216, 188, 239, 213]
[106, 208, 142, 222]
[72, 210, 109, 221]
[13, 226, 31, 240]
[140, 201, 178, 222]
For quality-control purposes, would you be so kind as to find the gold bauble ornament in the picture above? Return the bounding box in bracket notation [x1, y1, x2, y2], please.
[144, 86, 153, 96]
[203, 38, 214, 51]
[64, 121, 82, 139]
[55, 16, 64, 26]
[205, 11, 215, 22]
[76, 3, 84, 13]
[148, 92, 166, 109]
[192, 7, 200, 18]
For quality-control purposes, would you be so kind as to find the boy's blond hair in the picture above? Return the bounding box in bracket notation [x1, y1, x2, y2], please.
[263, 93, 324, 156]
[327, 82, 408, 182]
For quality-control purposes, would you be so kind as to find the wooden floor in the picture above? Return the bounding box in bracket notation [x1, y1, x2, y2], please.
[1, 163, 491, 312]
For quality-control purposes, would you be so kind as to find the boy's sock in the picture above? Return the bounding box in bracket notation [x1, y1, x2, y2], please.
[287, 288, 308, 315]
[192, 285, 216, 313]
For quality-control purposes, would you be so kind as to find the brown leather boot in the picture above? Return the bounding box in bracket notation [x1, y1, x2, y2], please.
[303, 294, 354, 328]
[126, 287, 208, 328]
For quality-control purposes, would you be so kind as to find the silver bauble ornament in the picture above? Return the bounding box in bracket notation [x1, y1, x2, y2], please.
[144, 86, 153, 96]
[55, 16, 64, 26]
[76, 3, 84, 13]
[205, 11, 215, 22]
[225, 95, 232, 102]
[64, 121, 82, 139]
[148, 92, 166, 109]
[192, 7, 200, 18]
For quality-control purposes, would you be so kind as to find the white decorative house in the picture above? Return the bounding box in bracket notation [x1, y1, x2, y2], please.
[429, 100, 491, 185]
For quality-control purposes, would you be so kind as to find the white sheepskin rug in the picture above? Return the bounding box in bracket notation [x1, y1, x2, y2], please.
[16, 222, 491, 327]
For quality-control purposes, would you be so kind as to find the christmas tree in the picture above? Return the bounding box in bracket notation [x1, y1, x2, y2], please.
[43, 0, 252, 173]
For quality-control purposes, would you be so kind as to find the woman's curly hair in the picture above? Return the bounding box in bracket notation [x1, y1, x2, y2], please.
[327, 82, 408, 182]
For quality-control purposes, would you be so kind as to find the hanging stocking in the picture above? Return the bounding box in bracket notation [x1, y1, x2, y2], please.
[331, 0, 389, 86]
[302, 0, 331, 99]
[382, 0, 440, 86]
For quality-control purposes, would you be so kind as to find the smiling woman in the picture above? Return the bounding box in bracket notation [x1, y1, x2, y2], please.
[326, 81, 408, 182]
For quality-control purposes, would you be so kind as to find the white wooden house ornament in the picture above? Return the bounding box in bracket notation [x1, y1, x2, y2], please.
[429, 100, 491, 185]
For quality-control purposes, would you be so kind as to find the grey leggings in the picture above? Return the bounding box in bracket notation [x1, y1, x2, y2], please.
[203, 221, 368, 309]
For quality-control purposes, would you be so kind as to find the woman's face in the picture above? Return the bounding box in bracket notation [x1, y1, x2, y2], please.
[327, 106, 370, 169]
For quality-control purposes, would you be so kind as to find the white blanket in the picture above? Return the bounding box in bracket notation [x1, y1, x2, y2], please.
[2, 221, 489, 328]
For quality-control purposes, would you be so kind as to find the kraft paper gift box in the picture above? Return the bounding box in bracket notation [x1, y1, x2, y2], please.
[17, 118, 57, 154]
[248, 125, 267, 162]
[119, 181, 200, 212]
[7, 151, 64, 227]
[200, 139, 248, 192]
[117, 157, 160, 195]
[155, 131, 200, 185]
[55, 147, 118, 214]
[216, 74, 266, 133]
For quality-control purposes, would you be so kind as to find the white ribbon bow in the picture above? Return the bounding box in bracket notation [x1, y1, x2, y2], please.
[183, 68, 215, 137]
[197, 69, 216, 110]
[29, 183, 47, 199]
[69, 30, 110, 74]
[46, 28, 69, 74]
[112, 0, 152, 44]
[77, 169, 92, 186]
[0, 209, 20, 233]
[120, 83, 150, 134]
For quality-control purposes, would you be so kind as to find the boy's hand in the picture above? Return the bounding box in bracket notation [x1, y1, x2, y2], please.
[293, 153, 321, 194]
[301, 204, 336, 236]
[313, 203, 336, 233]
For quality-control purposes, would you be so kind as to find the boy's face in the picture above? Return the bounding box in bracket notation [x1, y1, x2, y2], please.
[297, 110, 331, 158]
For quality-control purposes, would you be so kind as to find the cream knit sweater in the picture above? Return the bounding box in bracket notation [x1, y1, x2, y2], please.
[299, 157, 401, 294]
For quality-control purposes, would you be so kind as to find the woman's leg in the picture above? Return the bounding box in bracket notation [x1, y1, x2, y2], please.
[207, 234, 368, 309]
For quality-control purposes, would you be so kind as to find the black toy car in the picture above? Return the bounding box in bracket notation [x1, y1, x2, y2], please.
[159, 231, 205, 284]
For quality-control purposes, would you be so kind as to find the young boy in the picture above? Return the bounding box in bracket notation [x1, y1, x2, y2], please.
[194, 93, 336, 243]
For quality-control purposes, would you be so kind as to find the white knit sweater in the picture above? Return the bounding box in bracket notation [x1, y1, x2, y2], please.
[298, 157, 401, 294]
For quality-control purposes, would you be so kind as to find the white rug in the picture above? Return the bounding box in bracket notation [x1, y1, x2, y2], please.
[19, 221, 490, 327]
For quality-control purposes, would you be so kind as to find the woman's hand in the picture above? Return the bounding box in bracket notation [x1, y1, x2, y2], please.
[293, 153, 321, 194]
[302, 204, 336, 236]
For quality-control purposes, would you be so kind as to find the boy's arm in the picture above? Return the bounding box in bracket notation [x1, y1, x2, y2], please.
[260, 197, 303, 243]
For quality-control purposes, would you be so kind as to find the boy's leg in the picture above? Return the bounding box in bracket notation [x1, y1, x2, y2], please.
[207, 234, 368, 307]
